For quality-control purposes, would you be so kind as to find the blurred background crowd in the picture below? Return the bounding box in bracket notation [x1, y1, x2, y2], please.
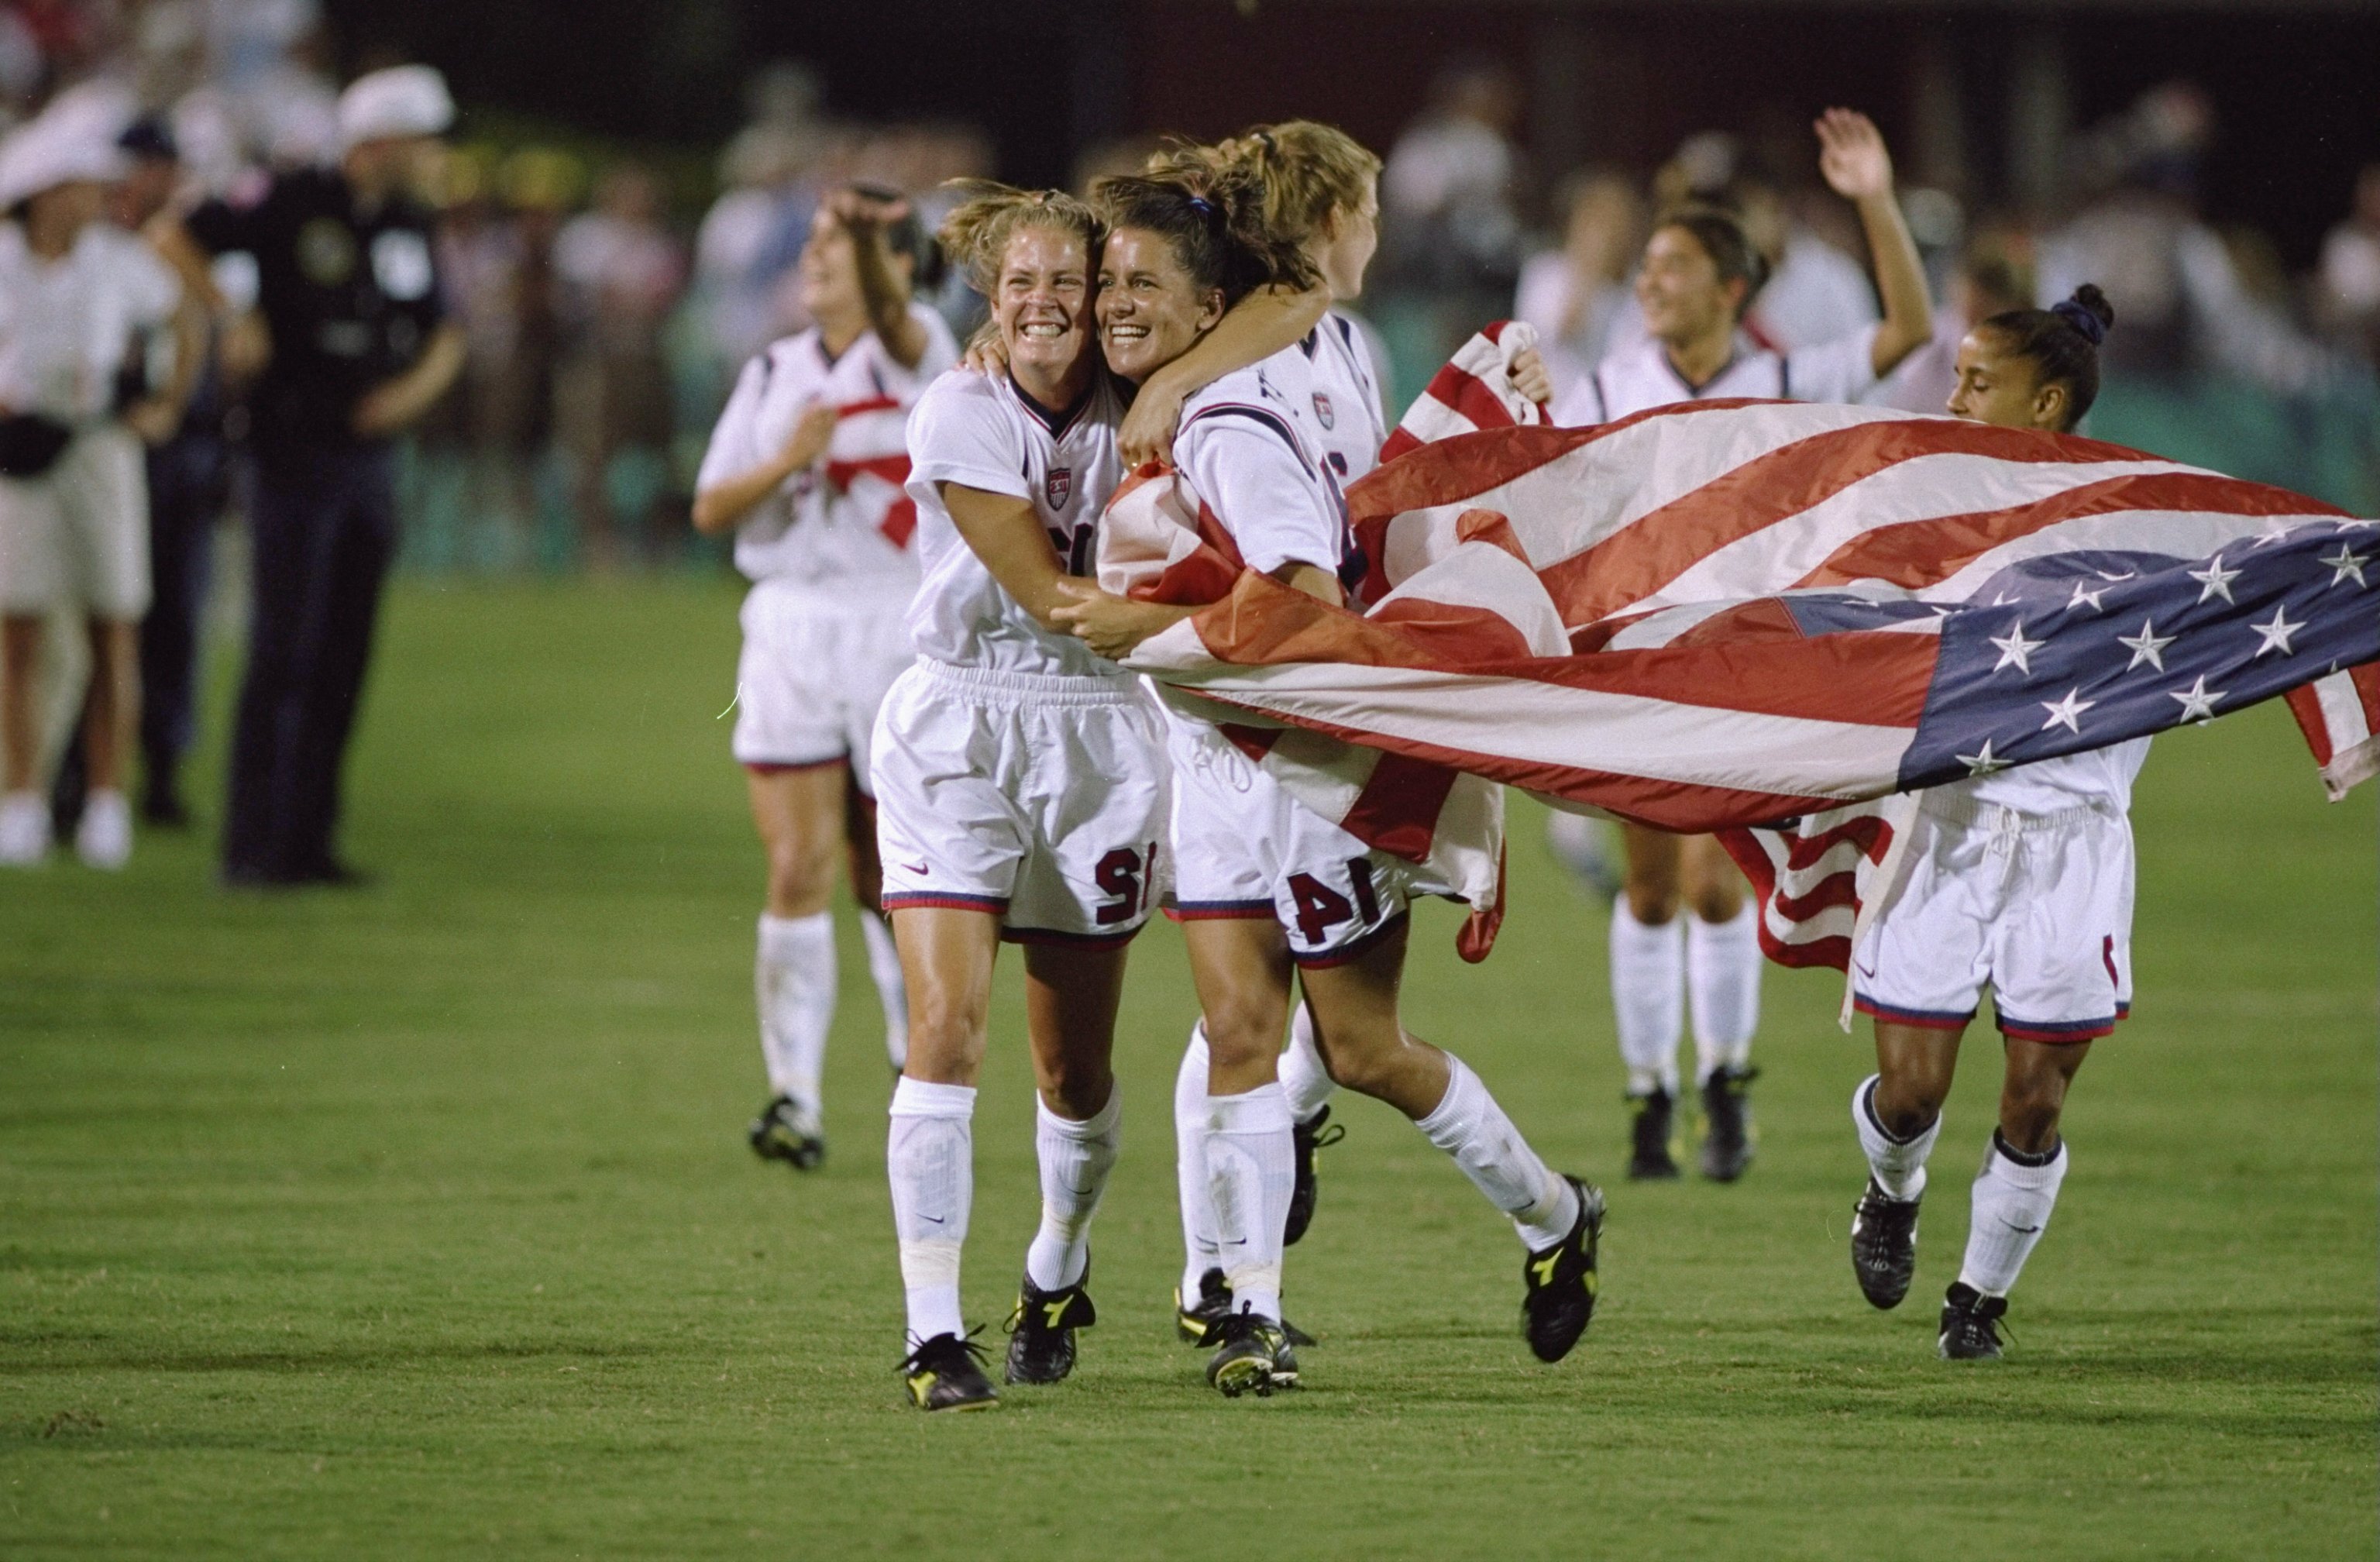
[2, 0, 2377, 865]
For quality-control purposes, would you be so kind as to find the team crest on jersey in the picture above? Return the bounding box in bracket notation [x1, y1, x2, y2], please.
[1046, 466, 1072, 508]
[1312, 391, 1336, 430]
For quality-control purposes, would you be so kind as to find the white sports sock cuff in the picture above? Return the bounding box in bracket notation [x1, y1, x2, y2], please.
[890, 1077, 976, 1118]
[1987, 1138, 2069, 1191]
[1207, 1082, 1292, 1135]
[1039, 1087, 1121, 1139]
[1414, 1055, 1483, 1140]
[758, 910, 833, 964]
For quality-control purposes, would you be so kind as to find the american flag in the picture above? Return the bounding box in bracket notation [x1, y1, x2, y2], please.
[1102, 331, 2378, 970]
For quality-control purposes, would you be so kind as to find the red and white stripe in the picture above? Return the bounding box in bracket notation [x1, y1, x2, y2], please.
[821, 394, 920, 549]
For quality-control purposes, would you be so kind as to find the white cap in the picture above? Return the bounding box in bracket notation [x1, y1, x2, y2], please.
[0, 112, 130, 208]
[335, 64, 454, 152]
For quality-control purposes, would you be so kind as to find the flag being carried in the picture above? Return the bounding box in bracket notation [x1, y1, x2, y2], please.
[1102, 329, 2379, 969]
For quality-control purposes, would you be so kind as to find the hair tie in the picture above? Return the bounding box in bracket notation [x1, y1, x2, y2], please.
[1185, 194, 1216, 219]
[2051, 298, 2107, 346]
[1254, 129, 1278, 155]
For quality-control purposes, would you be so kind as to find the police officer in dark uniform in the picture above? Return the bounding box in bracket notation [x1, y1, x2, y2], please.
[157, 65, 466, 885]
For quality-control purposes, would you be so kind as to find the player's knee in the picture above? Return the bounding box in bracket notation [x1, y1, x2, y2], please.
[2000, 1079, 2068, 1152]
[1872, 1077, 1946, 1139]
[1202, 994, 1288, 1074]
[1623, 879, 1682, 924]
[1690, 879, 1744, 923]
[1038, 1061, 1113, 1121]
[765, 835, 837, 907]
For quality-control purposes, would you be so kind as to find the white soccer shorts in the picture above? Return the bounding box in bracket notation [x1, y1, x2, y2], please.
[1167, 716, 1417, 968]
[731, 578, 914, 792]
[1851, 793, 2136, 1043]
[0, 425, 150, 621]
[872, 659, 1171, 948]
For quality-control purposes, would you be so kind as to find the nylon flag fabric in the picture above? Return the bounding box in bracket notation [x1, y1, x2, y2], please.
[821, 395, 920, 549]
[1103, 329, 2379, 975]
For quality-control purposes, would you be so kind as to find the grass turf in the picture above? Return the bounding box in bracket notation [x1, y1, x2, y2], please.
[2, 576, 2372, 1560]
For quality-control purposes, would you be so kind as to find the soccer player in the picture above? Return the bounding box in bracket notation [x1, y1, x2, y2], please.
[691, 186, 955, 1175]
[1560, 110, 1932, 1183]
[1847, 286, 2131, 1361]
[0, 109, 201, 869]
[874, 184, 1167, 1411]
[1054, 164, 1602, 1399]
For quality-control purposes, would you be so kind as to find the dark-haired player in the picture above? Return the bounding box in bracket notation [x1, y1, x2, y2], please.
[1556, 110, 1931, 1185]
[693, 186, 955, 1173]
[1848, 286, 2134, 1361]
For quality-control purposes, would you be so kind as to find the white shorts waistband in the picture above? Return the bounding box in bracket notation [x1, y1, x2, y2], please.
[1919, 791, 2119, 833]
[911, 657, 1139, 706]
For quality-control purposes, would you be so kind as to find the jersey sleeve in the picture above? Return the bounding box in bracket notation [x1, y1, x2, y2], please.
[1783, 324, 1881, 404]
[1178, 408, 1341, 576]
[906, 377, 1030, 501]
[695, 353, 771, 494]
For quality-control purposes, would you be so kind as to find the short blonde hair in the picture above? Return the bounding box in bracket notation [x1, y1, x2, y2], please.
[937, 181, 1103, 297]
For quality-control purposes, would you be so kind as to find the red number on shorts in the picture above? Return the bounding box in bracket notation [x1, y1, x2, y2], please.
[1288, 857, 1380, 947]
[1094, 847, 1143, 926]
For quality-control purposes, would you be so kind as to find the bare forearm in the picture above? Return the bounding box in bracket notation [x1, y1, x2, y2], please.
[360, 325, 466, 434]
[853, 240, 926, 369]
[1146, 284, 1328, 405]
[692, 455, 799, 535]
[954, 507, 1071, 626]
[1859, 192, 1932, 375]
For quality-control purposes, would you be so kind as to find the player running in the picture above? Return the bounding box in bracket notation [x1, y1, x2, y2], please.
[875, 184, 1166, 1412]
[1054, 163, 1602, 1399]
[1846, 286, 2133, 1361]
[692, 187, 955, 1174]
[1558, 109, 1931, 1184]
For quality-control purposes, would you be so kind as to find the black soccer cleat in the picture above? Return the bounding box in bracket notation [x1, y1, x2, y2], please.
[1938, 1282, 2010, 1361]
[900, 1330, 999, 1411]
[1176, 1267, 1313, 1347]
[1625, 1089, 1682, 1181]
[748, 1095, 824, 1170]
[1004, 1267, 1098, 1385]
[1205, 1309, 1298, 1398]
[1850, 1178, 1922, 1309]
[1285, 1106, 1346, 1246]
[1521, 1175, 1606, 1363]
[1697, 1065, 1759, 1182]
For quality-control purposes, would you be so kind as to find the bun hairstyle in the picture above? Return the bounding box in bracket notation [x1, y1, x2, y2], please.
[1175, 119, 1381, 249]
[1656, 205, 1770, 317]
[937, 180, 1103, 298]
[1092, 159, 1317, 306]
[845, 179, 945, 291]
[1979, 284, 2117, 430]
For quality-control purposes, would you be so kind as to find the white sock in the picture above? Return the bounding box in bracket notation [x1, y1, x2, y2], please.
[888, 1077, 975, 1345]
[1203, 1082, 1295, 1323]
[757, 912, 836, 1113]
[1416, 1055, 1579, 1251]
[1174, 1024, 1223, 1302]
[1279, 999, 1337, 1124]
[1609, 897, 1684, 1096]
[858, 911, 910, 1072]
[1687, 904, 1761, 1083]
[1959, 1132, 2069, 1298]
[1853, 1074, 1941, 1202]
[1025, 1089, 1121, 1292]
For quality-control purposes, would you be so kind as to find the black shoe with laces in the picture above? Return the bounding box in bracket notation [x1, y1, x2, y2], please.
[1285, 1106, 1345, 1246]
[1698, 1065, 1759, 1182]
[1938, 1282, 2009, 1361]
[748, 1094, 824, 1171]
[1205, 1309, 1298, 1398]
[1625, 1089, 1681, 1181]
[901, 1330, 999, 1411]
[1175, 1267, 1314, 1347]
[1521, 1175, 1606, 1363]
[1004, 1267, 1097, 1385]
[1850, 1178, 1921, 1309]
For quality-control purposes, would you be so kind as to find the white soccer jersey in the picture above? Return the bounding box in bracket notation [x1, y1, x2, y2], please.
[0, 222, 180, 421]
[696, 302, 957, 587]
[903, 367, 1127, 678]
[1174, 349, 1347, 580]
[1302, 309, 1389, 486]
[1553, 325, 1881, 425]
[1948, 738, 2151, 816]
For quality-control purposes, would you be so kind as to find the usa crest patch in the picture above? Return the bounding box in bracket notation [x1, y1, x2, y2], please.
[1312, 391, 1336, 430]
[1046, 466, 1072, 507]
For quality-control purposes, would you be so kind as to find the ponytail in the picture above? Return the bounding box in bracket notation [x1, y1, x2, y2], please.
[1092, 159, 1316, 305]
[1979, 284, 2116, 430]
[1191, 119, 1381, 249]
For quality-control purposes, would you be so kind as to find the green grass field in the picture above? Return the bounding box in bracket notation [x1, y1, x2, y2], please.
[4, 576, 2373, 1560]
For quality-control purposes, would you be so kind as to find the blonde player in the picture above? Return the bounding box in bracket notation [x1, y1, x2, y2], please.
[691, 186, 954, 1172]
[1560, 110, 1931, 1183]
[874, 184, 1166, 1412]
[1848, 287, 2134, 1361]
[1054, 163, 1601, 1399]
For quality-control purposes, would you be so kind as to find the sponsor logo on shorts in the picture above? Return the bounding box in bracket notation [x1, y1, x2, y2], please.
[1312, 391, 1336, 430]
[1046, 466, 1072, 508]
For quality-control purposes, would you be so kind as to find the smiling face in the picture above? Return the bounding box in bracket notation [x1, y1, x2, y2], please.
[1948, 327, 2068, 432]
[795, 204, 912, 328]
[1095, 225, 1224, 384]
[993, 222, 1094, 380]
[1312, 177, 1378, 301]
[1634, 223, 1742, 347]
